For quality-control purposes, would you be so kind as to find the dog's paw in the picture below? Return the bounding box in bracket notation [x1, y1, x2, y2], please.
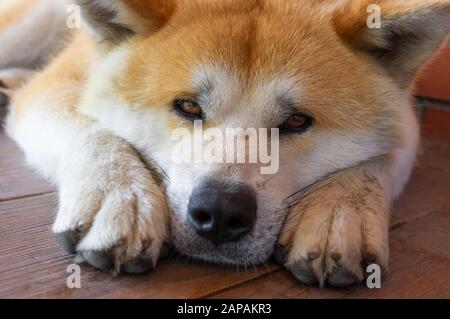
[52, 138, 169, 274]
[277, 189, 389, 288]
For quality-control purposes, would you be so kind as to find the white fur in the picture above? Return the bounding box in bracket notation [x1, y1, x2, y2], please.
[390, 103, 420, 199]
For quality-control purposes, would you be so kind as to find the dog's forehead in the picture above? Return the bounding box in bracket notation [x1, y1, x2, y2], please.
[191, 64, 300, 118]
[120, 2, 341, 107]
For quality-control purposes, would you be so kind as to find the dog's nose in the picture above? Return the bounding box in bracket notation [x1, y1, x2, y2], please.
[188, 179, 257, 246]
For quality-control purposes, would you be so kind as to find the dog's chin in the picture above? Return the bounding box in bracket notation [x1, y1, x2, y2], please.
[187, 252, 260, 266]
[171, 234, 275, 266]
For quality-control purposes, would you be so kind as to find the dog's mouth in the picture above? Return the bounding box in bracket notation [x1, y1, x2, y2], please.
[188, 252, 258, 266]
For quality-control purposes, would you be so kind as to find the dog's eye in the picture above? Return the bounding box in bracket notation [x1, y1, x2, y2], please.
[174, 99, 203, 119]
[280, 114, 313, 133]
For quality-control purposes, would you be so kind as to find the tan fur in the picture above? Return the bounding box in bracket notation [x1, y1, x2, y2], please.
[334, 0, 450, 86]
[10, 31, 96, 120]
[85, 0, 407, 147]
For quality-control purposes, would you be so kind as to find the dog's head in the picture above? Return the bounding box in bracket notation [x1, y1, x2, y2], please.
[78, 0, 450, 265]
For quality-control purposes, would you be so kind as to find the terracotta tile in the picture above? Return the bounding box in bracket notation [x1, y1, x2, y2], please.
[208, 270, 347, 299]
[0, 194, 58, 271]
[393, 209, 450, 260]
[0, 257, 277, 299]
[414, 35, 450, 102]
[392, 140, 450, 226]
[342, 238, 450, 299]
[421, 106, 450, 142]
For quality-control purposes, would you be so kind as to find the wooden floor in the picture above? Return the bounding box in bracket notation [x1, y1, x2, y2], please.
[0, 129, 449, 299]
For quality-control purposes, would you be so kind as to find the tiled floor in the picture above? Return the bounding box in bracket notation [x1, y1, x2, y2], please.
[421, 105, 450, 142]
[0, 129, 449, 299]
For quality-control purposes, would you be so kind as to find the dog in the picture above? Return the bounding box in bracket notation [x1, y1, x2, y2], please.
[1, 0, 449, 288]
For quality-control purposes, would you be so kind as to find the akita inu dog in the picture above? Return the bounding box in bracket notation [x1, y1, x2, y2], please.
[1, 0, 449, 288]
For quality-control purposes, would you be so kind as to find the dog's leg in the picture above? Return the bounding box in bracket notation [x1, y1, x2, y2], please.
[278, 107, 419, 288]
[7, 102, 169, 274]
[5, 39, 169, 274]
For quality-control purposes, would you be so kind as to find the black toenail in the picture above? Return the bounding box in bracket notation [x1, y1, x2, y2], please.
[328, 267, 360, 288]
[82, 250, 114, 270]
[290, 259, 319, 286]
[55, 231, 79, 254]
[122, 257, 154, 274]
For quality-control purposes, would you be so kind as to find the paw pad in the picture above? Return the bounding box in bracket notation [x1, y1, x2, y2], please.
[122, 257, 154, 275]
[289, 259, 319, 286]
[55, 231, 80, 254]
[327, 267, 360, 288]
[82, 250, 114, 271]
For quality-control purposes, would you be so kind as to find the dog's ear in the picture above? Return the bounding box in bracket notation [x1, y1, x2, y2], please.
[75, 0, 175, 46]
[333, 0, 450, 88]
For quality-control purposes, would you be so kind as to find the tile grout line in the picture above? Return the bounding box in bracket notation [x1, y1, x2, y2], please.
[390, 205, 450, 231]
[0, 191, 55, 204]
[198, 266, 282, 299]
[390, 206, 450, 262]
[414, 96, 450, 109]
[393, 235, 450, 263]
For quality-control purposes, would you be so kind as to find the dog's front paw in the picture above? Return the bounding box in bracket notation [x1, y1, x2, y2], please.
[277, 171, 389, 288]
[52, 139, 169, 274]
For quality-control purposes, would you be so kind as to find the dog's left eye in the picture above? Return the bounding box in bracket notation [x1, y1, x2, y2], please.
[279, 114, 313, 133]
[174, 99, 203, 119]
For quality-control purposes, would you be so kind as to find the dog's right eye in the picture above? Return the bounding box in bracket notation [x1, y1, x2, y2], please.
[279, 113, 313, 134]
[174, 99, 204, 120]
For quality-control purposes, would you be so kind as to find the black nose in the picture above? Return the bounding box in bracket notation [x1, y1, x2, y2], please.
[188, 179, 257, 246]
